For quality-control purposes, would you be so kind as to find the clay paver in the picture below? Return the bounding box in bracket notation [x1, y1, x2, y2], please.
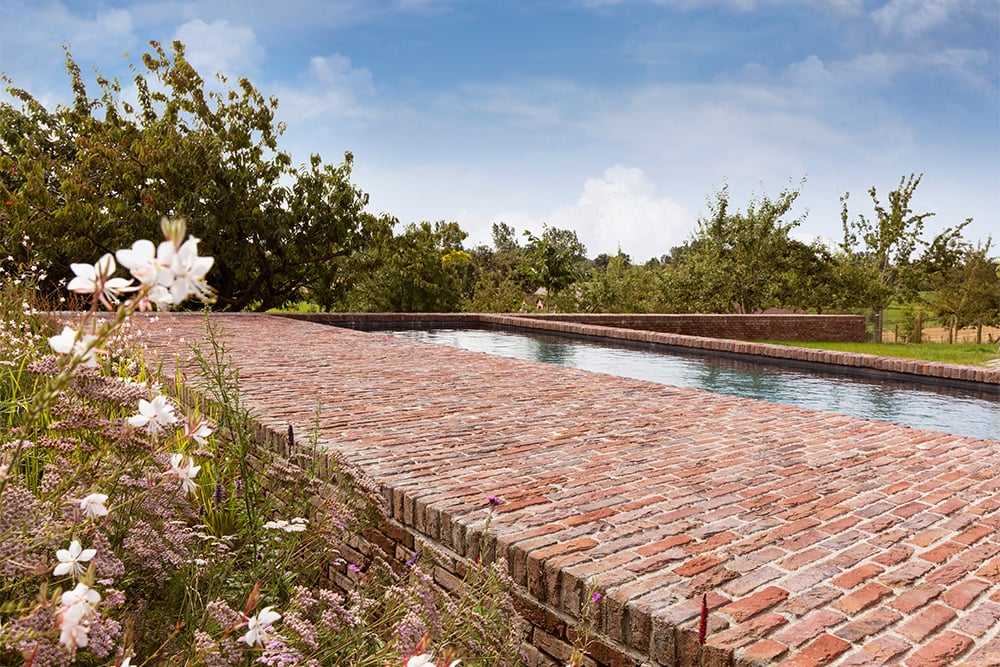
[137, 313, 1000, 665]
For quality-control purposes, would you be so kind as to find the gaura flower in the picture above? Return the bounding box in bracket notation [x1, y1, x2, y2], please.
[60, 582, 101, 609]
[115, 239, 172, 287]
[54, 540, 97, 578]
[48, 325, 100, 367]
[406, 655, 461, 667]
[66, 253, 134, 307]
[79, 493, 109, 519]
[160, 236, 214, 304]
[57, 583, 101, 650]
[241, 606, 281, 647]
[128, 395, 178, 434]
[58, 601, 91, 650]
[167, 453, 201, 494]
[183, 418, 214, 445]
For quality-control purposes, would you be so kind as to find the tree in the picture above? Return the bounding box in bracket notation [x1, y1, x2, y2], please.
[345, 221, 471, 312]
[927, 240, 1000, 343]
[0, 41, 382, 311]
[839, 174, 936, 341]
[665, 182, 807, 313]
[522, 224, 587, 294]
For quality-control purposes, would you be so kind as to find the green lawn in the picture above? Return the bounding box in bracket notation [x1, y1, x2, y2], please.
[763, 340, 1000, 367]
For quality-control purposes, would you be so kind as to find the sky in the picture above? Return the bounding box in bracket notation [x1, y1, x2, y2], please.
[1, 0, 997, 263]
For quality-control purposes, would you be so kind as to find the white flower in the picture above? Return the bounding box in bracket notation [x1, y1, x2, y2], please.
[48, 325, 100, 367]
[184, 418, 214, 445]
[57, 583, 101, 650]
[263, 517, 309, 533]
[167, 453, 201, 494]
[79, 493, 109, 519]
[406, 655, 460, 667]
[61, 582, 101, 609]
[128, 395, 178, 434]
[115, 239, 172, 287]
[58, 601, 91, 650]
[162, 236, 214, 303]
[53, 540, 97, 578]
[242, 606, 281, 647]
[66, 253, 134, 305]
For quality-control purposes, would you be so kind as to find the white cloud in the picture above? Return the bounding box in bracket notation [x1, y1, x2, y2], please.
[173, 19, 264, 77]
[871, 0, 958, 37]
[492, 166, 691, 261]
[276, 53, 378, 123]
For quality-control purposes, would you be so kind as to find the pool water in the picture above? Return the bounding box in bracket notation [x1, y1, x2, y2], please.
[386, 328, 1000, 442]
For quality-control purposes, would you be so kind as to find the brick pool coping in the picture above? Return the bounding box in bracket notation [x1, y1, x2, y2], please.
[136, 313, 1000, 666]
[283, 312, 1000, 392]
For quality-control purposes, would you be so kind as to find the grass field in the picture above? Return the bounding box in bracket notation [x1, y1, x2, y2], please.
[766, 340, 1000, 367]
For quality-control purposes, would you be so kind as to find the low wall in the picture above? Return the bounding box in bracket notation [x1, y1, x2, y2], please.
[517, 313, 866, 343]
[282, 313, 1000, 392]
[284, 312, 866, 342]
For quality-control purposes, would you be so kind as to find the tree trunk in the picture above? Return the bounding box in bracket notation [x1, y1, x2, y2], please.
[977, 323, 983, 344]
[914, 310, 923, 344]
[873, 307, 883, 343]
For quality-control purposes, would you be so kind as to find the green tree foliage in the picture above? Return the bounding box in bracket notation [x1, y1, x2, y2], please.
[345, 220, 471, 312]
[0, 41, 385, 310]
[926, 240, 1000, 343]
[579, 251, 663, 312]
[522, 224, 587, 294]
[838, 173, 937, 341]
[661, 182, 809, 313]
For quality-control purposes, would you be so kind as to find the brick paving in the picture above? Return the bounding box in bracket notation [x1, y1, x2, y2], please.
[138, 313, 1000, 666]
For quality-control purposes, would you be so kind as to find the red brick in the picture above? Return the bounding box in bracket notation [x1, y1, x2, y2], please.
[833, 607, 902, 642]
[872, 544, 913, 566]
[899, 603, 957, 642]
[904, 631, 974, 667]
[832, 582, 893, 615]
[888, 582, 943, 613]
[954, 524, 993, 545]
[976, 558, 1000, 584]
[781, 548, 832, 571]
[942, 578, 991, 610]
[920, 541, 966, 564]
[739, 638, 788, 662]
[674, 554, 726, 577]
[783, 633, 852, 666]
[721, 586, 789, 622]
[952, 601, 1000, 637]
[636, 533, 693, 557]
[711, 612, 787, 649]
[773, 610, 845, 648]
[832, 564, 885, 589]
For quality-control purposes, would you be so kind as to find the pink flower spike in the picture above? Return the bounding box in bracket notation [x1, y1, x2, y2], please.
[698, 592, 708, 645]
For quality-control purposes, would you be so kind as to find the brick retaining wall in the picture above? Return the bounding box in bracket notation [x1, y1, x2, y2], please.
[284, 313, 1000, 391]
[518, 313, 867, 343]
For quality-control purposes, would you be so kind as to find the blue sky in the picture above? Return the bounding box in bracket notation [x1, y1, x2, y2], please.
[1, 0, 997, 262]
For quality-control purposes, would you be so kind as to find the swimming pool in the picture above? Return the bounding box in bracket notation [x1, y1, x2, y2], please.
[386, 327, 1000, 442]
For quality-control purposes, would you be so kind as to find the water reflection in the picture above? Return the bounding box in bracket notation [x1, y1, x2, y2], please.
[386, 328, 1000, 442]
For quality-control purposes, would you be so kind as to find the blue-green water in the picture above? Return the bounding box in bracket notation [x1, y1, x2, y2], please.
[386, 328, 1000, 442]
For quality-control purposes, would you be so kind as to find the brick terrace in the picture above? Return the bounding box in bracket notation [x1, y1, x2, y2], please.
[138, 313, 1000, 666]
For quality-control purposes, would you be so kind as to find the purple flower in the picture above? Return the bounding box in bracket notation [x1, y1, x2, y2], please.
[405, 551, 421, 568]
[591, 592, 602, 602]
[348, 563, 361, 573]
[486, 495, 501, 506]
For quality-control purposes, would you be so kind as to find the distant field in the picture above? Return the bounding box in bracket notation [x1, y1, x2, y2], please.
[765, 340, 1000, 367]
